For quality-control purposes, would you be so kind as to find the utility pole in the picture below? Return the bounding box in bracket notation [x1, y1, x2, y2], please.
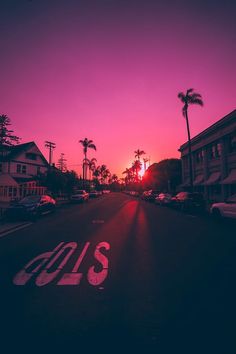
[45, 141, 56, 166]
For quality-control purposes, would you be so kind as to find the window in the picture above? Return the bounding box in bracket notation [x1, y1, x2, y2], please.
[17, 164, 27, 174]
[195, 150, 204, 164]
[37, 166, 40, 175]
[228, 134, 236, 153]
[208, 142, 221, 159]
[25, 153, 37, 160]
[0, 163, 2, 173]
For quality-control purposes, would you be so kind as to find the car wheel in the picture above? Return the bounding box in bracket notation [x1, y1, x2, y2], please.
[212, 208, 222, 219]
[30, 210, 40, 221]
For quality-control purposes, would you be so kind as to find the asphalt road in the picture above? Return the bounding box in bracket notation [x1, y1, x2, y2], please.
[0, 193, 236, 353]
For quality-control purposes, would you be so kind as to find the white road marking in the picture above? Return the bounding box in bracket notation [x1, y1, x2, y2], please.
[13, 241, 111, 287]
[57, 242, 90, 285]
[92, 220, 105, 224]
[0, 222, 32, 239]
[87, 242, 110, 286]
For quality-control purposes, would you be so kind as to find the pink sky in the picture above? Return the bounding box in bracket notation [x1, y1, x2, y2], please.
[0, 0, 235, 177]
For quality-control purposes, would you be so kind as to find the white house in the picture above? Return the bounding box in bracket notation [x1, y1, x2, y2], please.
[0, 141, 49, 202]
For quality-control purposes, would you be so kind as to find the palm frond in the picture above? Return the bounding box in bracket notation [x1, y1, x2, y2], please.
[189, 98, 203, 106]
[178, 92, 186, 103]
[186, 88, 194, 95]
[190, 93, 202, 100]
[88, 143, 96, 150]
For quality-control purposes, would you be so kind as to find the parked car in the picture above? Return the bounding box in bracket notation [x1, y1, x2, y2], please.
[210, 194, 236, 219]
[171, 192, 205, 212]
[89, 191, 100, 198]
[102, 190, 111, 194]
[129, 191, 139, 197]
[70, 190, 89, 203]
[142, 190, 160, 202]
[6, 195, 56, 220]
[155, 193, 172, 206]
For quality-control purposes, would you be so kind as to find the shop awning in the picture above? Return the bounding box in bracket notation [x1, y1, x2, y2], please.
[193, 174, 204, 185]
[204, 172, 221, 185]
[221, 169, 236, 184]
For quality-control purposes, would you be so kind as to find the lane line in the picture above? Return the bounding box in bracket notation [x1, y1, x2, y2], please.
[0, 222, 32, 239]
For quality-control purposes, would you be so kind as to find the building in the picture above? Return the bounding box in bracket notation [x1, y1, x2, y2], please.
[0, 141, 49, 202]
[179, 109, 236, 202]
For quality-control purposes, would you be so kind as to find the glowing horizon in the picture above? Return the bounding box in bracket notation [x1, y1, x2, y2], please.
[0, 0, 235, 178]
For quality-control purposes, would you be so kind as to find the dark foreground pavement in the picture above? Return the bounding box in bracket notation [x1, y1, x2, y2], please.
[0, 193, 236, 353]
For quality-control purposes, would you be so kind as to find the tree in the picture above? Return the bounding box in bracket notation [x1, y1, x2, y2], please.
[132, 160, 142, 182]
[134, 149, 145, 161]
[79, 138, 96, 181]
[111, 174, 118, 183]
[122, 168, 133, 185]
[0, 114, 20, 147]
[87, 158, 97, 180]
[178, 89, 203, 190]
[143, 159, 181, 192]
[57, 153, 67, 172]
[100, 164, 110, 184]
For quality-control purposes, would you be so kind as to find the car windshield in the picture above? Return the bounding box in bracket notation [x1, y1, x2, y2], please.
[19, 196, 41, 204]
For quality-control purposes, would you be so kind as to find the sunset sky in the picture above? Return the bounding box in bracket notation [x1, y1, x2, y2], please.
[0, 0, 235, 177]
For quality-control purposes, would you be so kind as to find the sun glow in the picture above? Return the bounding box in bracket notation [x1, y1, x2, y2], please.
[139, 165, 145, 178]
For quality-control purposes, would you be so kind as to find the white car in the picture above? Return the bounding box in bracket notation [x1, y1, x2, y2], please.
[70, 190, 89, 203]
[210, 194, 236, 219]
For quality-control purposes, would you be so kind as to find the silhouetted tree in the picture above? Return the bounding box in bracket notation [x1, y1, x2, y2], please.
[143, 159, 181, 192]
[178, 89, 203, 190]
[79, 138, 96, 181]
[132, 160, 142, 182]
[57, 153, 67, 172]
[0, 114, 20, 147]
[134, 149, 145, 161]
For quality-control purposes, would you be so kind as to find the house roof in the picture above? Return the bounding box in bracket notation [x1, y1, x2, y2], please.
[0, 174, 19, 186]
[179, 109, 236, 151]
[0, 141, 49, 165]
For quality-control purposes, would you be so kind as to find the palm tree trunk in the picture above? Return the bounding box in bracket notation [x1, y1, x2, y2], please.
[185, 109, 193, 191]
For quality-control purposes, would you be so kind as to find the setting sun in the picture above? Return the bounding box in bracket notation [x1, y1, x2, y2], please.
[139, 165, 145, 178]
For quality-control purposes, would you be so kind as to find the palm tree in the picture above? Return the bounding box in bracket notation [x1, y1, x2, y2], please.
[134, 149, 145, 161]
[132, 160, 142, 182]
[79, 138, 96, 182]
[122, 168, 133, 185]
[110, 174, 118, 184]
[178, 89, 203, 190]
[87, 158, 97, 180]
[100, 165, 110, 184]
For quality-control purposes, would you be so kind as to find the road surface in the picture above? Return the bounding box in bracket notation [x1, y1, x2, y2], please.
[0, 193, 235, 353]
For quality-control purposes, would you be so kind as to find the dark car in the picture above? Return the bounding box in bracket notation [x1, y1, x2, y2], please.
[6, 195, 56, 220]
[142, 190, 160, 202]
[171, 192, 205, 212]
[89, 191, 100, 198]
[70, 190, 89, 203]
